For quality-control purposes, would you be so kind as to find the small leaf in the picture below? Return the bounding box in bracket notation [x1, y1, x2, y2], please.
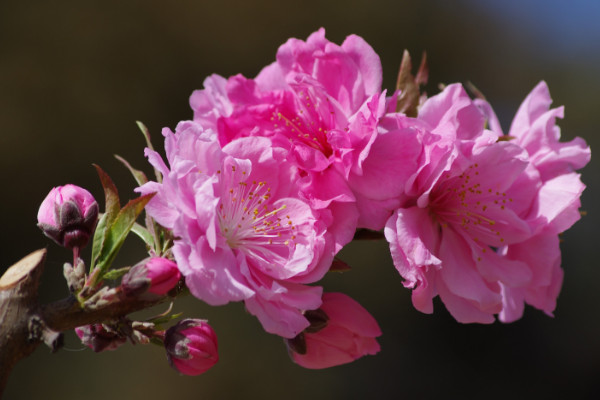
[136, 121, 155, 152]
[465, 81, 486, 101]
[91, 213, 109, 268]
[131, 222, 155, 248]
[102, 267, 131, 281]
[115, 154, 148, 186]
[395, 50, 428, 117]
[93, 164, 120, 227]
[150, 312, 184, 327]
[136, 121, 162, 183]
[94, 193, 155, 278]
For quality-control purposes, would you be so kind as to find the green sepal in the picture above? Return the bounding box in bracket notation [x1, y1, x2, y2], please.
[102, 267, 131, 281]
[93, 193, 155, 280]
[114, 154, 148, 186]
[131, 222, 155, 248]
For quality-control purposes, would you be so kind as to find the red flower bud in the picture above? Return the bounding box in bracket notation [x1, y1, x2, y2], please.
[37, 184, 99, 249]
[164, 319, 218, 376]
[121, 257, 181, 296]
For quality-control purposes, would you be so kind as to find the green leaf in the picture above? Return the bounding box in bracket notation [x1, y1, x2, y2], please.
[91, 213, 109, 269]
[114, 154, 148, 186]
[131, 221, 154, 248]
[94, 193, 155, 278]
[136, 121, 155, 152]
[136, 121, 162, 183]
[93, 164, 120, 227]
[150, 312, 183, 327]
[102, 267, 131, 281]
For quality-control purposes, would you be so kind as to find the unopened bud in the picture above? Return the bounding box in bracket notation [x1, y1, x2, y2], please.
[82, 287, 119, 311]
[288, 292, 381, 369]
[164, 319, 218, 376]
[75, 324, 126, 352]
[63, 259, 86, 293]
[130, 329, 151, 345]
[121, 257, 181, 297]
[37, 185, 99, 249]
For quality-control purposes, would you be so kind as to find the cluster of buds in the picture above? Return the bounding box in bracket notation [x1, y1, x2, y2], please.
[38, 184, 220, 375]
[75, 318, 220, 376]
[74, 317, 219, 375]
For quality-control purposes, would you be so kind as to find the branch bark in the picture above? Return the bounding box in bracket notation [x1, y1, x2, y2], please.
[0, 249, 168, 398]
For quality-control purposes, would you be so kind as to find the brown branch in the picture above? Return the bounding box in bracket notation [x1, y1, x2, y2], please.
[0, 249, 168, 398]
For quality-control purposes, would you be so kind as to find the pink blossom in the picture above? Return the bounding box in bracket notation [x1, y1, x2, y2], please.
[189, 28, 391, 244]
[137, 121, 333, 338]
[288, 292, 381, 369]
[385, 84, 545, 323]
[385, 82, 589, 323]
[165, 319, 218, 376]
[476, 82, 590, 322]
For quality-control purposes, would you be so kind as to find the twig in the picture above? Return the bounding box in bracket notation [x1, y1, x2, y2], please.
[0, 249, 168, 397]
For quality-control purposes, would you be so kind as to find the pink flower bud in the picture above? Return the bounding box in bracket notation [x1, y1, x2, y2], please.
[75, 324, 127, 353]
[37, 184, 99, 249]
[121, 257, 181, 296]
[164, 319, 218, 376]
[288, 292, 382, 369]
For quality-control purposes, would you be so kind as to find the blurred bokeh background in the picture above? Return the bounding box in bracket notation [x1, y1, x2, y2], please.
[1, 0, 598, 398]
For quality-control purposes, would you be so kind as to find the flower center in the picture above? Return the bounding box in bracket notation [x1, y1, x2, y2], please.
[429, 163, 514, 259]
[217, 166, 297, 256]
[270, 88, 336, 157]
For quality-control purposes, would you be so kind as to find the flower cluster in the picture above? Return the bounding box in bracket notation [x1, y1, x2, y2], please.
[37, 28, 589, 373]
[136, 28, 589, 368]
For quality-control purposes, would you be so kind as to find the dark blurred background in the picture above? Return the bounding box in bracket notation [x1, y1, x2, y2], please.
[1, 0, 599, 399]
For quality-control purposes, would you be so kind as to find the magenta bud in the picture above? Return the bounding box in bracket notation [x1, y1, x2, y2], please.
[37, 184, 99, 249]
[75, 324, 127, 353]
[164, 319, 218, 376]
[121, 257, 181, 296]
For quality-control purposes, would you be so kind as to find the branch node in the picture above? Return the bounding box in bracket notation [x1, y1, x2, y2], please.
[28, 315, 64, 353]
